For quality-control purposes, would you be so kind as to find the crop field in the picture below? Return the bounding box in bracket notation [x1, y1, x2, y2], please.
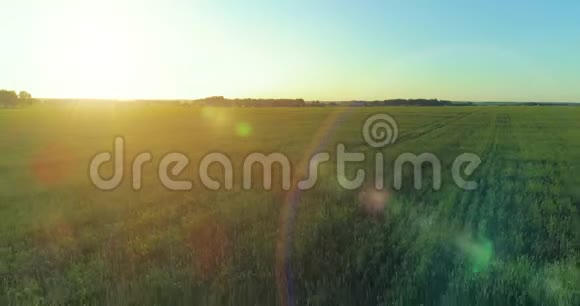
[0, 104, 579, 305]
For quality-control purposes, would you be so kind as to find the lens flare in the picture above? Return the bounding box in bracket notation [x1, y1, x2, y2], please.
[236, 122, 252, 137]
[201, 107, 228, 125]
[455, 232, 493, 273]
[358, 187, 390, 217]
[275, 106, 356, 306]
[30, 143, 76, 186]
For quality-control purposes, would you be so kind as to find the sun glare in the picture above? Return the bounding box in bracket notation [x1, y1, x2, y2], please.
[38, 3, 140, 99]
[65, 25, 136, 98]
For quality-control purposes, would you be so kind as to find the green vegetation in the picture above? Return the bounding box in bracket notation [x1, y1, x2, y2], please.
[0, 104, 579, 305]
[0, 90, 34, 108]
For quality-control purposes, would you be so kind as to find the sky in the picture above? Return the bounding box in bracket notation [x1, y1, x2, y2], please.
[1, 0, 580, 101]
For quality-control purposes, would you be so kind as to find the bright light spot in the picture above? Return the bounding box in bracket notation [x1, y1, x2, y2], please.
[201, 107, 228, 125]
[35, 2, 143, 99]
[358, 187, 390, 217]
[456, 233, 493, 273]
[236, 122, 252, 137]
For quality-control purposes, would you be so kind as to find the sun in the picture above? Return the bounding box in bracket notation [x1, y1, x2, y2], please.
[39, 4, 140, 99]
[62, 21, 137, 99]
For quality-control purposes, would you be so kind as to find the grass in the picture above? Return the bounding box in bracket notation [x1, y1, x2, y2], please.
[0, 104, 579, 305]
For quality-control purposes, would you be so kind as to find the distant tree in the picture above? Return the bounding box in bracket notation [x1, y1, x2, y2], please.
[0, 89, 19, 108]
[18, 91, 33, 104]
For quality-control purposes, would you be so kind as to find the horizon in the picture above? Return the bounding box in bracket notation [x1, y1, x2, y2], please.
[33, 96, 580, 104]
[2, 1, 580, 101]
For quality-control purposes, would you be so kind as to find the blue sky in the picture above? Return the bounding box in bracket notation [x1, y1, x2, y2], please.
[1, 0, 579, 101]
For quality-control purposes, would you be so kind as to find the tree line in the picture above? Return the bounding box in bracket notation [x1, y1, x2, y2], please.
[190, 96, 306, 107]
[183, 97, 467, 107]
[0, 89, 34, 107]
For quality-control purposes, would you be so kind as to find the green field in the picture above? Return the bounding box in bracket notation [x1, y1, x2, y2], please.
[1, 105, 579, 305]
